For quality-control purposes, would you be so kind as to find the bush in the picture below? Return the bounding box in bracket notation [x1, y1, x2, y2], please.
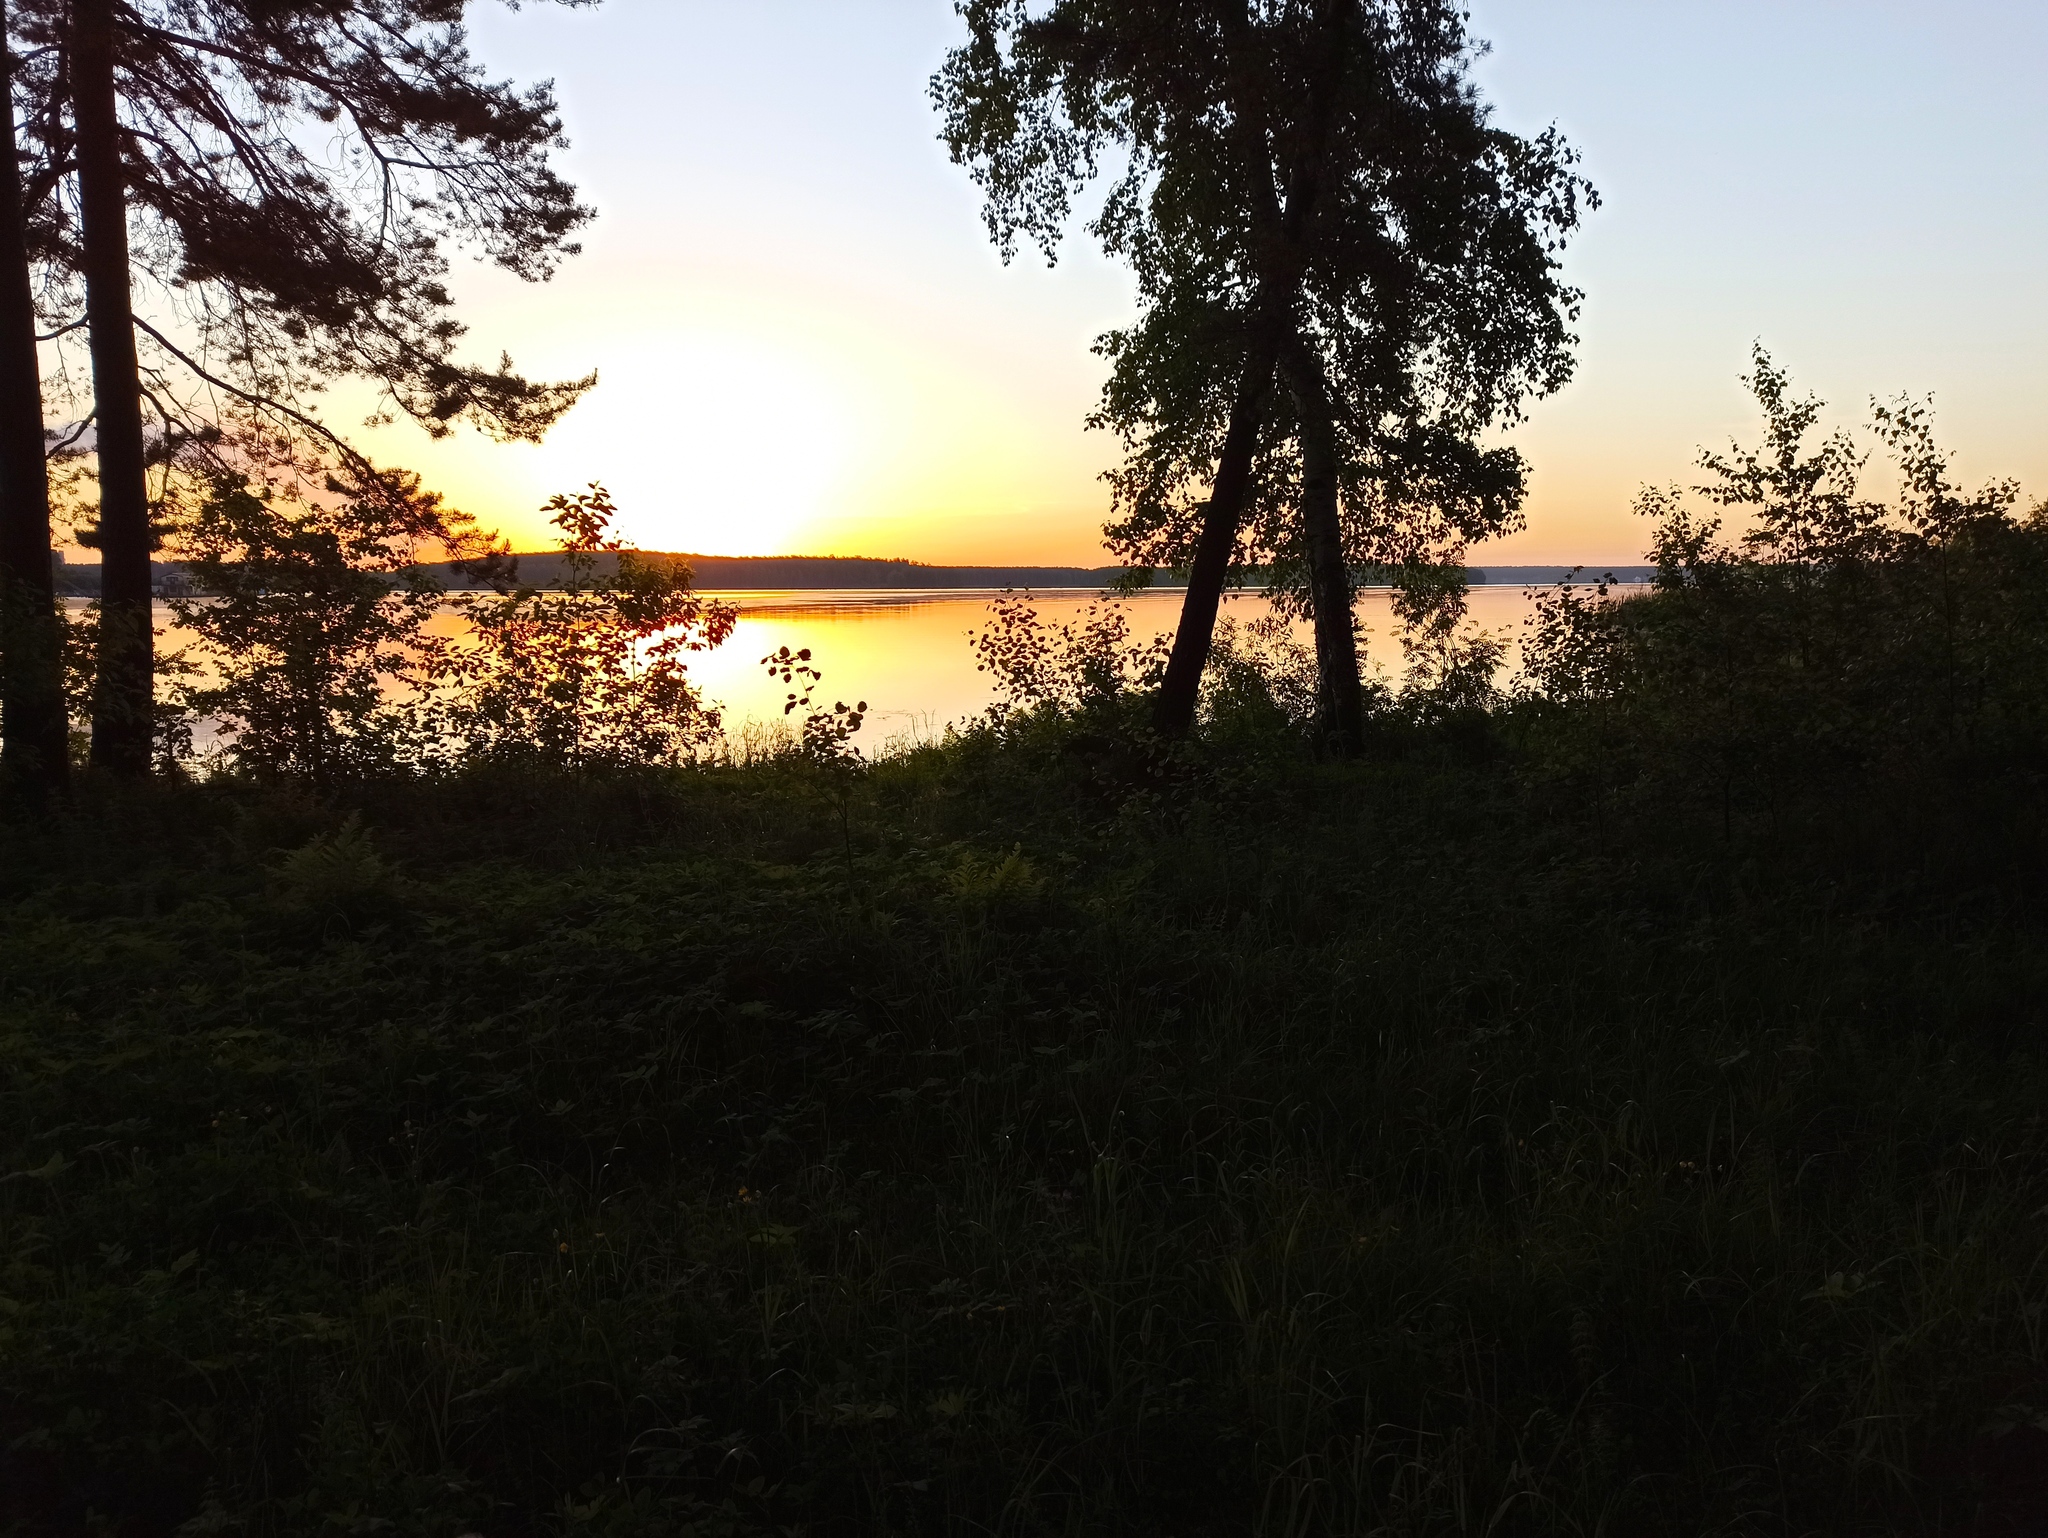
[1200, 613, 1323, 744]
[1516, 347, 2048, 803]
[156, 477, 738, 781]
[419, 486, 736, 772]
[971, 590, 1170, 731]
[167, 467, 474, 783]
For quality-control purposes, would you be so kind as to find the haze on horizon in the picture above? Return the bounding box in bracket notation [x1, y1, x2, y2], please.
[339, 0, 2047, 568]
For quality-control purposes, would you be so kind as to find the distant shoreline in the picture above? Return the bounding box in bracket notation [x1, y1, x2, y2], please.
[402, 554, 1659, 593]
[51, 550, 1657, 597]
[415, 553, 1657, 590]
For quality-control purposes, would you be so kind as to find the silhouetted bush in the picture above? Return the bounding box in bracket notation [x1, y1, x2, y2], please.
[158, 480, 738, 780]
[167, 466, 476, 783]
[1517, 347, 2048, 810]
[419, 486, 736, 771]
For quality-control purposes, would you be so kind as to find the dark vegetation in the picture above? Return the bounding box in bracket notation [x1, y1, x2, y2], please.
[0, 0, 592, 788]
[937, 1, 1594, 746]
[6, 359, 2048, 1535]
[1, 4, 2044, 1534]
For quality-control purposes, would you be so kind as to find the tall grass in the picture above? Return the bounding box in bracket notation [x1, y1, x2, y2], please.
[3, 719, 2045, 1535]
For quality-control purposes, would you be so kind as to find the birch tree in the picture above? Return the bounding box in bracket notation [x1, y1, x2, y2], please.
[936, 0, 1592, 749]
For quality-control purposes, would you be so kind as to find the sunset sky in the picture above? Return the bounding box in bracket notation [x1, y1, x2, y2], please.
[349, 0, 2048, 566]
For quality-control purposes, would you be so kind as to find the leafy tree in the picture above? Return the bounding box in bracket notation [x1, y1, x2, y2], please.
[1519, 347, 2043, 800]
[5, 0, 598, 773]
[427, 485, 737, 771]
[168, 460, 479, 784]
[936, 0, 1592, 750]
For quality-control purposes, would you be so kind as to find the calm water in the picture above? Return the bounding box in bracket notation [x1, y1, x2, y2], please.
[127, 582, 1634, 750]
[687, 582, 1625, 747]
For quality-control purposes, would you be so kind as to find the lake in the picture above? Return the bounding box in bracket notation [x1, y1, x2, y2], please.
[127, 580, 1637, 751]
[685, 581, 1631, 747]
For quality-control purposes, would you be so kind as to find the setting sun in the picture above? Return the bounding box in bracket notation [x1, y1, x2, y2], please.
[534, 325, 863, 557]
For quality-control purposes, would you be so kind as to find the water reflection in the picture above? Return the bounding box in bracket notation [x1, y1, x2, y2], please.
[688, 583, 1639, 747]
[113, 582, 1641, 751]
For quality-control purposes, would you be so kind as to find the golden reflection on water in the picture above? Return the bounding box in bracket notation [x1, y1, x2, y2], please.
[689, 583, 1613, 747]
[123, 583, 1634, 750]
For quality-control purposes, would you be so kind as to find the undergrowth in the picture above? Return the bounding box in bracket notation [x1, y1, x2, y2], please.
[3, 719, 2046, 1536]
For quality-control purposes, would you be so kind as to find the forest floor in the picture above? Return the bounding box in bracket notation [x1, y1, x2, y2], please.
[4, 731, 2047, 1536]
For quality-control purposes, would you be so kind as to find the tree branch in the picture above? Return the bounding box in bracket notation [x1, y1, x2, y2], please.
[130, 314, 374, 477]
[46, 410, 95, 457]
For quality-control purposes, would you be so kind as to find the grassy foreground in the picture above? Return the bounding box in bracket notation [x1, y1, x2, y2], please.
[3, 727, 2047, 1536]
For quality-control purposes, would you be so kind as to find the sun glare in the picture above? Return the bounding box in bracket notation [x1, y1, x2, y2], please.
[527, 330, 862, 556]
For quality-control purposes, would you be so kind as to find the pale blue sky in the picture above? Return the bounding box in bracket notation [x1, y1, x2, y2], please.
[391, 0, 2048, 563]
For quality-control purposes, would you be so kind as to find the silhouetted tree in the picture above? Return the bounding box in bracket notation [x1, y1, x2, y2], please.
[425, 486, 737, 770]
[6, 0, 597, 773]
[0, 1, 65, 797]
[936, 0, 1592, 750]
[168, 459, 478, 785]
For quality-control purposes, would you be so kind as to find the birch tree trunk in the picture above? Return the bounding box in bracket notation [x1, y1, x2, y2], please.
[1281, 331, 1363, 755]
[1151, 343, 1275, 739]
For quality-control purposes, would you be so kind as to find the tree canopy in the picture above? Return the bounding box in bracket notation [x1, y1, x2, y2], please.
[12, 0, 598, 445]
[936, 0, 1595, 745]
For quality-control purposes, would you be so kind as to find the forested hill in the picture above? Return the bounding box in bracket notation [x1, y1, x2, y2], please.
[414, 553, 1178, 590]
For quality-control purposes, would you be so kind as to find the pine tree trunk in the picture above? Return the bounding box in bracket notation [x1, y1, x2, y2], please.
[1280, 332, 1363, 755]
[73, 0, 153, 775]
[1151, 348, 1275, 740]
[0, 1, 68, 798]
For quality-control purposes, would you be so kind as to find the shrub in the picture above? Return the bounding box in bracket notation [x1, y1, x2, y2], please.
[151, 473, 741, 783]
[971, 592, 1168, 729]
[167, 467, 472, 783]
[1200, 613, 1323, 744]
[422, 486, 738, 771]
[1517, 347, 2048, 798]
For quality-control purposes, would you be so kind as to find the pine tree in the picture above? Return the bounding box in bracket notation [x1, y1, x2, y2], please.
[0, 0, 66, 796]
[7, 0, 598, 772]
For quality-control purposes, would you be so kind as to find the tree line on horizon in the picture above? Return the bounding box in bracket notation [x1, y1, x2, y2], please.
[40, 550, 1640, 597]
